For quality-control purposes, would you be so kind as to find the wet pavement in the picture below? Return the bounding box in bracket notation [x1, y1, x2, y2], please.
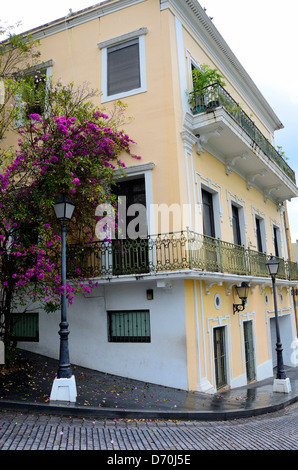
[0, 349, 297, 420]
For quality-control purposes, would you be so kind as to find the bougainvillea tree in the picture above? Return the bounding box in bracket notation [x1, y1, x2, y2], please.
[0, 78, 140, 363]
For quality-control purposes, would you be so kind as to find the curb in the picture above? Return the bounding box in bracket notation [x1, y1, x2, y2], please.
[0, 395, 297, 421]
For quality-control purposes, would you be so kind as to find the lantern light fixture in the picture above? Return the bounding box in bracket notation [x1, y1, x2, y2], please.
[233, 282, 249, 314]
[266, 256, 279, 277]
[54, 194, 76, 223]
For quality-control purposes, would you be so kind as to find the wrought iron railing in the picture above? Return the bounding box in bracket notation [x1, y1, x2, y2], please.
[67, 230, 298, 281]
[190, 83, 296, 183]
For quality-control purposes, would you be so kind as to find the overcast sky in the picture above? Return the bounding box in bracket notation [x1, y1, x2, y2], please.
[2, 0, 298, 241]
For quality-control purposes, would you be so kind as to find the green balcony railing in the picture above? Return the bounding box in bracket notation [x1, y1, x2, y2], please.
[67, 230, 298, 281]
[190, 83, 296, 184]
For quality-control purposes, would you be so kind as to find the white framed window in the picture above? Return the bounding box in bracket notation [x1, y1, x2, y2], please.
[15, 60, 53, 127]
[98, 28, 147, 103]
[255, 216, 266, 253]
[227, 191, 247, 247]
[273, 225, 282, 258]
[200, 185, 222, 239]
[252, 207, 267, 254]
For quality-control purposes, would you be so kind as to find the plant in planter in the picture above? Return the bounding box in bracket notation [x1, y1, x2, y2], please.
[226, 103, 242, 122]
[190, 64, 226, 112]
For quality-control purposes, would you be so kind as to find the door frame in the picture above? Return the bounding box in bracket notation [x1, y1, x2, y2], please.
[213, 325, 228, 389]
[243, 319, 256, 383]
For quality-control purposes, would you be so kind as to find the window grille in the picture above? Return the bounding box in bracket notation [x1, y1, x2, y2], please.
[108, 310, 150, 342]
[12, 312, 39, 342]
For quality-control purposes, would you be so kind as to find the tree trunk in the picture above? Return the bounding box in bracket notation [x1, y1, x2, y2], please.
[2, 288, 16, 366]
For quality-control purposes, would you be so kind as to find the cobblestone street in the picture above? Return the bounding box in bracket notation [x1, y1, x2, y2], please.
[1, 401, 297, 451]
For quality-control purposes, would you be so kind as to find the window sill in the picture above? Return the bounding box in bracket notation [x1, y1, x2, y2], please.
[101, 87, 147, 104]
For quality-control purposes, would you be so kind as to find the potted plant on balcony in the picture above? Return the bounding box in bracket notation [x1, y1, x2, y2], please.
[189, 64, 226, 112]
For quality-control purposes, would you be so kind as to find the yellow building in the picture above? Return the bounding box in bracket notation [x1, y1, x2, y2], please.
[3, 0, 298, 393]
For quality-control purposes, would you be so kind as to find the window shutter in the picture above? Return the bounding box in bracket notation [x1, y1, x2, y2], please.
[107, 39, 140, 95]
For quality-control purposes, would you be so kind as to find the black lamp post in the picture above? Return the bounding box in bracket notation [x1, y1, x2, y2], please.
[266, 256, 287, 381]
[53, 194, 75, 379]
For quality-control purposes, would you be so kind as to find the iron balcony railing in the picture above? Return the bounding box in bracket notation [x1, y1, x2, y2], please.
[67, 230, 298, 281]
[190, 83, 296, 184]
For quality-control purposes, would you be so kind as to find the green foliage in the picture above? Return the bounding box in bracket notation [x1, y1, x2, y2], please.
[277, 145, 288, 161]
[0, 24, 40, 141]
[192, 64, 225, 92]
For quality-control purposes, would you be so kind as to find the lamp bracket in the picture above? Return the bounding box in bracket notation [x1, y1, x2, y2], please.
[233, 300, 246, 315]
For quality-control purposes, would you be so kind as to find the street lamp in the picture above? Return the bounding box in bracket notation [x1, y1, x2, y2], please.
[50, 194, 77, 402]
[266, 256, 291, 393]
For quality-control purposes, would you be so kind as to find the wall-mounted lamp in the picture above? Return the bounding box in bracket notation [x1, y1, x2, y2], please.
[146, 289, 154, 300]
[233, 282, 249, 314]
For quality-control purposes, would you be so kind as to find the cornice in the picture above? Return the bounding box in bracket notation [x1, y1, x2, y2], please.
[13, 0, 147, 41]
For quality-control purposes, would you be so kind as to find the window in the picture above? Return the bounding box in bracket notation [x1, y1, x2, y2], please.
[15, 60, 53, 126]
[232, 204, 241, 246]
[98, 28, 147, 103]
[112, 176, 149, 275]
[273, 226, 281, 258]
[12, 312, 39, 342]
[108, 310, 150, 342]
[107, 39, 140, 96]
[202, 189, 215, 238]
[255, 217, 264, 253]
[24, 69, 46, 118]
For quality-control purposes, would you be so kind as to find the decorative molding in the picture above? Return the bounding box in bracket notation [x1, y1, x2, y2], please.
[238, 310, 255, 327]
[205, 281, 222, 295]
[226, 190, 247, 232]
[207, 315, 231, 334]
[97, 27, 148, 49]
[22, 59, 54, 74]
[265, 307, 291, 323]
[199, 126, 222, 145]
[181, 129, 197, 152]
[264, 185, 282, 203]
[225, 151, 247, 176]
[25, 0, 148, 41]
[115, 162, 155, 177]
[251, 206, 267, 241]
[195, 172, 223, 222]
[246, 169, 267, 190]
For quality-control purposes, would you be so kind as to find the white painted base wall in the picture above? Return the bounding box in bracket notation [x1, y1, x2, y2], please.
[18, 277, 296, 392]
[19, 279, 189, 391]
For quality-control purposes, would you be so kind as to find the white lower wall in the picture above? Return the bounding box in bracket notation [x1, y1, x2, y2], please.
[19, 279, 189, 390]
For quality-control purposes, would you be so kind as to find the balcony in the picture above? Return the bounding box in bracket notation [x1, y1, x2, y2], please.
[67, 231, 298, 284]
[185, 83, 298, 203]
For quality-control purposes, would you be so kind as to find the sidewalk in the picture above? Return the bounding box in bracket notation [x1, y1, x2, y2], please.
[0, 349, 297, 421]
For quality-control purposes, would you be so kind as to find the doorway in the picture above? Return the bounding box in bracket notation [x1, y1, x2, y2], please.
[112, 176, 149, 275]
[213, 326, 227, 389]
[243, 320, 256, 382]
